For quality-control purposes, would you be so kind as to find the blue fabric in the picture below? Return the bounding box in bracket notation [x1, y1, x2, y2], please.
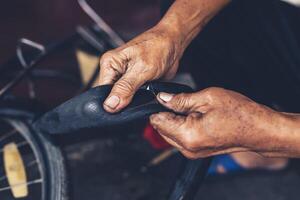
[208, 154, 244, 175]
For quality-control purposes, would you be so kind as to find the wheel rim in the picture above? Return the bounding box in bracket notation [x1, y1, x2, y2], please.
[0, 118, 46, 200]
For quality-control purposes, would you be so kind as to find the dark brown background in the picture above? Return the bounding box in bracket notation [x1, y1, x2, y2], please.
[0, 0, 162, 105]
[0, 0, 160, 64]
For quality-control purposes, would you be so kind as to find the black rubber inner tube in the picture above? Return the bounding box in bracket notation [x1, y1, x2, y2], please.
[34, 81, 211, 200]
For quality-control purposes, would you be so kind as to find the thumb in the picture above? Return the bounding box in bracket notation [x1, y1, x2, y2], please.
[103, 70, 146, 112]
[156, 92, 209, 114]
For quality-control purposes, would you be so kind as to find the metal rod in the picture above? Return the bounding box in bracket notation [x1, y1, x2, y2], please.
[26, 160, 38, 168]
[78, 0, 125, 47]
[76, 26, 105, 52]
[147, 148, 178, 167]
[16, 39, 46, 99]
[0, 179, 42, 192]
[0, 34, 78, 99]
[16, 38, 46, 67]
[0, 160, 40, 182]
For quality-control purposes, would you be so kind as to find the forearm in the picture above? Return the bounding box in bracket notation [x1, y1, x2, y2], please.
[260, 111, 300, 158]
[156, 0, 231, 49]
[275, 112, 300, 157]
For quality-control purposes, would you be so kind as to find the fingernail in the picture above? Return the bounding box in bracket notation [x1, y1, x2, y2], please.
[158, 92, 174, 102]
[104, 95, 120, 109]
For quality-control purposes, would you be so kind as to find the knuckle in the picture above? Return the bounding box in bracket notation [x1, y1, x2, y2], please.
[100, 51, 114, 62]
[100, 53, 115, 68]
[101, 51, 128, 74]
[126, 56, 164, 80]
[204, 87, 218, 96]
[173, 93, 190, 110]
[113, 79, 135, 97]
[203, 87, 223, 102]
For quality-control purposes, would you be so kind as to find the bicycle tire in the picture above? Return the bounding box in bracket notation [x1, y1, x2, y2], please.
[0, 109, 69, 200]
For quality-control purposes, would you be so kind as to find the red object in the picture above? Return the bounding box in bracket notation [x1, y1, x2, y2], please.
[143, 123, 171, 149]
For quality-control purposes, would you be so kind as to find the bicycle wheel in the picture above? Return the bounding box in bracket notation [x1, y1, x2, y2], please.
[0, 111, 68, 200]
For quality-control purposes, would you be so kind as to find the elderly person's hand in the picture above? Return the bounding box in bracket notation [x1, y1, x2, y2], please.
[98, 0, 231, 113]
[150, 87, 300, 159]
[99, 25, 183, 112]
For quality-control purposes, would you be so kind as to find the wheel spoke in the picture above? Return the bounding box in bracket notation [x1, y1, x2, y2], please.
[0, 130, 17, 143]
[0, 121, 49, 199]
[0, 140, 28, 154]
[0, 179, 43, 192]
[26, 160, 38, 167]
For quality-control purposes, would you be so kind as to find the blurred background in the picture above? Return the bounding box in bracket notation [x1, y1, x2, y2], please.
[0, 0, 161, 64]
[0, 0, 300, 200]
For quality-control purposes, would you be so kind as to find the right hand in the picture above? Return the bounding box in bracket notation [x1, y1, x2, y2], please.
[98, 25, 184, 113]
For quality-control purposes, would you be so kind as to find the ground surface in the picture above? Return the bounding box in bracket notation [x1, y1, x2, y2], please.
[65, 127, 300, 200]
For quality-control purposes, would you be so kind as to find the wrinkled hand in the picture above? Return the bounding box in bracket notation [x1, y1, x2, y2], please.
[99, 26, 183, 112]
[150, 87, 282, 159]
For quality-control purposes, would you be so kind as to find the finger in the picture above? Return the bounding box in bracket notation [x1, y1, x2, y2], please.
[159, 133, 203, 159]
[103, 69, 146, 112]
[181, 147, 250, 159]
[156, 92, 210, 114]
[157, 132, 199, 159]
[98, 65, 120, 86]
[159, 134, 184, 151]
[150, 112, 187, 146]
[158, 134, 206, 160]
[98, 51, 127, 86]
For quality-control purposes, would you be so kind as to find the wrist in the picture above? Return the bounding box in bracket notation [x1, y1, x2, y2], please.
[156, 0, 231, 50]
[155, 17, 182, 37]
[155, 17, 195, 51]
[277, 112, 300, 156]
[259, 110, 300, 157]
[151, 22, 186, 56]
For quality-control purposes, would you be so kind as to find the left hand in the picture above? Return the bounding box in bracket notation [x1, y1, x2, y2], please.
[150, 87, 283, 159]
